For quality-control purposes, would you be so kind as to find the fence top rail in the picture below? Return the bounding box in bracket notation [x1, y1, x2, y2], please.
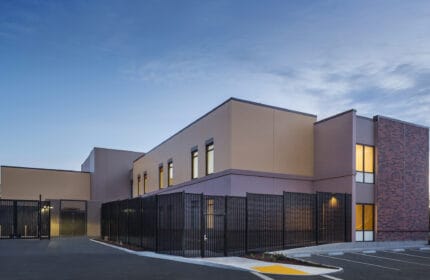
[0, 199, 44, 203]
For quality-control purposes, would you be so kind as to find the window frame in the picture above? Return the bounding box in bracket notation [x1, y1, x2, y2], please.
[356, 143, 375, 184]
[205, 141, 214, 175]
[158, 164, 164, 189]
[191, 148, 198, 180]
[137, 175, 141, 196]
[355, 203, 375, 242]
[167, 160, 173, 187]
[143, 172, 147, 194]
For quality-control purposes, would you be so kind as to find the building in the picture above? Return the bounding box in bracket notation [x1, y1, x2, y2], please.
[0, 97, 428, 243]
[132, 98, 429, 242]
[0, 148, 143, 237]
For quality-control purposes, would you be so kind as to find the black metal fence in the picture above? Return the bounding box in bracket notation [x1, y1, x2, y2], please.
[0, 199, 50, 239]
[101, 191, 351, 257]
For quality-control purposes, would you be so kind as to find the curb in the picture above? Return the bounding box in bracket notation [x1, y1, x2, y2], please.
[90, 239, 342, 277]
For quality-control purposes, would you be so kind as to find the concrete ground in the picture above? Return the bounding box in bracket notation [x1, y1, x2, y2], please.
[297, 248, 430, 280]
[1, 238, 429, 280]
[0, 238, 321, 280]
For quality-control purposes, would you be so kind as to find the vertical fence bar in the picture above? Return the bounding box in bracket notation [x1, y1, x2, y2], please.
[200, 193, 204, 258]
[155, 195, 159, 252]
[224, 195, 228, 256]
[245, 193, 248, 254]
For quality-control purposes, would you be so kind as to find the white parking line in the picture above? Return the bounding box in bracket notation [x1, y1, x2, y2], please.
[315, 254, 400, 271]
[250, 271, 274, 280]
[383, 250, 430, 260]
[410, 248, 430, 253]
[351, 252, 430, 268]
[321, 274, 343, 280]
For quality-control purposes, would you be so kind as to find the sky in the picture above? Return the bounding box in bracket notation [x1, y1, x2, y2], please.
[0, 0, 429, 170]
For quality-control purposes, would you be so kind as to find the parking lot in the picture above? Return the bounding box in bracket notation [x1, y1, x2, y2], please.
[297, 248, 430, 280]
[0, 238, 429, 280]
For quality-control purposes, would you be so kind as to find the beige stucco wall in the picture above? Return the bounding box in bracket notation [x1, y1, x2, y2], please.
[0, 166, 90, 200]
[230, 100, 315, 177]
[133, 99, 316, 197]
[133, 101, 232, 196]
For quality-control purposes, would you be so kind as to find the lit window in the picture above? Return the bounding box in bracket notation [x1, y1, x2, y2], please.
[355, 204, 374, 241]
[159, 165, 164, 189]
[206, 142, 214, 175]
[206, 199, 214, 229]
[167, 161, 173, 186]
[143, 173, 147, 194]
[191, 150, 198, 179]
[356, 144, 374, 183]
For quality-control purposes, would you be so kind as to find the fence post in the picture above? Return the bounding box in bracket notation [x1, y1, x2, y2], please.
[224, 196, 228, 257]
[344, 193, 348, 242]
[155, 195, 159, 252]
[282, 192, 285, 249]
[13, 200, 17, 238]
[245, 193, 248, 254]
[200, 193, 204, 258]
[38, 194, 42, 239]
[140, 198, 143, 248]
[48, 201, 51, 240]
[315, 193, 319, 245]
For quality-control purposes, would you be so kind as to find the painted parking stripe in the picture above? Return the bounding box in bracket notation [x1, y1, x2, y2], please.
[321, 275, 344, 280]
[351, 252, 430, 268]
[315, 254, 400, 271]
[250, 271, 274, 280]
[383, 250, 430, 260]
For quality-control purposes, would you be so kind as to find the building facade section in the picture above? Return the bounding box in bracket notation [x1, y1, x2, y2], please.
[132, 98, 316, 197]
[375, 116, 429, 241]
[82, 147, 143, 202]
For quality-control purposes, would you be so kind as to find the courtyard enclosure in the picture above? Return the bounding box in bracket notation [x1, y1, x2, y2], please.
[101, 191, 351, 257]
[0, 199, 51, 239]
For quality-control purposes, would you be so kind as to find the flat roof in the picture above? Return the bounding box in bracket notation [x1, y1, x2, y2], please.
[134, 97, 316, 162]
[1, 165, 90, 174]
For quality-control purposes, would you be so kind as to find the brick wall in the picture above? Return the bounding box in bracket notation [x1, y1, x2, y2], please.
[376, 117, 429, 241]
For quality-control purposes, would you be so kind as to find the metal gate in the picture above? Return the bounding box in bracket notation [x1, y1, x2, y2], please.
[60, 200, 87, 236]
[203, 196, 225, 257]
[0, 199, 50, 239]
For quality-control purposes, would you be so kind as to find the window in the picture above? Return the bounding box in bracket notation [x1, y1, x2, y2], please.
[206, 142, 214, 175]
[191, 150, 198, 179]
[355, 204, 374, 241]
[137, 175, 141, 196]
[167, 161, 173, 186]
[206, 199, 214, 229]
[356, 144, 374, 183]
[159, 165, 164, 189]
[143, 173, 147, 194]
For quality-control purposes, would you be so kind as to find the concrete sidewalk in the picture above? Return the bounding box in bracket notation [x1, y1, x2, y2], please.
[272, 241, 430, 257]
[91, 239, 340, 276]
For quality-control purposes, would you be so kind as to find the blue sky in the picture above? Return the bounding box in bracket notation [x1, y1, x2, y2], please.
[1, 0, 429, 170]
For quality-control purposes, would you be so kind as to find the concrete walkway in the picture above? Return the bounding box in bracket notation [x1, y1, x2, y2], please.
[91, 239, 340, 276]
[272, 241, 430, 258]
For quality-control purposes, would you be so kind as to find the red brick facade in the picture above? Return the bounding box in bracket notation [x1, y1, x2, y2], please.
[375, 117, 429, 241]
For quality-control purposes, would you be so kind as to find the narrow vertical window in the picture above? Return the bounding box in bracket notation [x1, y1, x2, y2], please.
[191, 150, 198, 179]
[159, 165, 164, 189]
[206, 199, 214, 229]
[206, 142, 214, 175]
[355, 203, 374, 241]
[143, 173, 147, 194]
[167, 160, 173, 186]
[137, 175, 141, 196]
[356, 144, 374, 183]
